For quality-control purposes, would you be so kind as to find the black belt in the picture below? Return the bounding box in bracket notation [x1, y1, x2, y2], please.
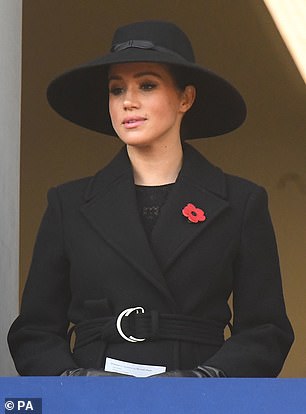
[70, 307, 225, 351]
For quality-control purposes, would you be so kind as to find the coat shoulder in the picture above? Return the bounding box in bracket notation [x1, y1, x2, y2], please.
[53, 176, 93, 202]
[185, 143, 266, 201]
[47, 175, 96, 211]
[225, 172, 266, 197]
[53, 146, 130, 204]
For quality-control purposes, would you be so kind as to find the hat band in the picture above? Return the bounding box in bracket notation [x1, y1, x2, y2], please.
[111, 40, 189, 62]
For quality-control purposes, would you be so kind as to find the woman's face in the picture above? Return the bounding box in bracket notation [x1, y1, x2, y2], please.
[108, 62, 195, 149]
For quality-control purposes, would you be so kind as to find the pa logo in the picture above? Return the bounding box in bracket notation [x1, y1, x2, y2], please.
[4, 398, 42, 414]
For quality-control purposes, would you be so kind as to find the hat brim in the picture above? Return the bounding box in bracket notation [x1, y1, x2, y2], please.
[47, 48, 247, 139]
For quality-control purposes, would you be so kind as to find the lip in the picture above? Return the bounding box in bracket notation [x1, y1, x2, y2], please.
[122, 116, 147, 129]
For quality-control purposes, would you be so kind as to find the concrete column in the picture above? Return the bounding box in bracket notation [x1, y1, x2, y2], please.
[0, 0, 22, 375]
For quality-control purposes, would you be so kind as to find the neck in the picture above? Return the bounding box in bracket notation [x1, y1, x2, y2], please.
[127, 141, 183, 186]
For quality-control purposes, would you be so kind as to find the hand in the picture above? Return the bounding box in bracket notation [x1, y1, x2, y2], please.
[61, 368, 132, 377]
[150, 365, 226, 378]
[150, 370, 203, 378]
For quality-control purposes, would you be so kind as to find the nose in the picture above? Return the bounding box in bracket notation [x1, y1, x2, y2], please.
[123, 88, 139, 110]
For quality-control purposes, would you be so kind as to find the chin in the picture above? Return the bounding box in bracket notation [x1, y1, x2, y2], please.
[118, 133, 154, 147]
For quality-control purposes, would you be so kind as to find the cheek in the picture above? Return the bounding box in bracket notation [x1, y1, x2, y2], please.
[152, 95, 176, 114]
[108, 99, 119, 124]
[160, 97, 182, 119]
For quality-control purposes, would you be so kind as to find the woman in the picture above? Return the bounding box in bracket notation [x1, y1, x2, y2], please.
[8, 20, 294, 377]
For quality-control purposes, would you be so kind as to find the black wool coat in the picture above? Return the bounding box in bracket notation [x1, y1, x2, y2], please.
[8, 144, 294, 377]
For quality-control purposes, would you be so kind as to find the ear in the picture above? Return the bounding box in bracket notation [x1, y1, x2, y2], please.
[180, 85, 196, 113]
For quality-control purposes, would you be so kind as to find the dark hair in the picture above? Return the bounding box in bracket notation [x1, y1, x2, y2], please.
[166, 64, 193, 91]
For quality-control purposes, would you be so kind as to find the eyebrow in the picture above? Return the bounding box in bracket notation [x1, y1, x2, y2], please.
[108, 71, 163, 82]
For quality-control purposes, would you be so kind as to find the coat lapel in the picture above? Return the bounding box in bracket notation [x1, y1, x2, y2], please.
[151, 144, 229, 272]
[80, 144, 229, 303]
[80, 147, 177, 308]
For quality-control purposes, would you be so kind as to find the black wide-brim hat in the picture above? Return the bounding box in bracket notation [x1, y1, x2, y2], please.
[47, 20, 247, 139]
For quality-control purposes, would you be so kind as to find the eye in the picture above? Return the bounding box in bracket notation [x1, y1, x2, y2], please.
[140, 82, 157, 91]
[109, 86, 124, 96]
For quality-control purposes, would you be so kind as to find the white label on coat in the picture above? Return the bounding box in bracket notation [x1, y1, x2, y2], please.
[105, 357, 166, 377]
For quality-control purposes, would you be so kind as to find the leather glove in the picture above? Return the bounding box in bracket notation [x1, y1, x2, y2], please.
[61, 368, 132, 377]
[150, 365, 226, 378]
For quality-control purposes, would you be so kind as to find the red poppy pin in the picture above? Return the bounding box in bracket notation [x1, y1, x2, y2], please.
[182, 203, 206, 223]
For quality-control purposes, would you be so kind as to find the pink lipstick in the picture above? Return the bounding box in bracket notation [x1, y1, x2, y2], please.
[122, 116, 147, 129]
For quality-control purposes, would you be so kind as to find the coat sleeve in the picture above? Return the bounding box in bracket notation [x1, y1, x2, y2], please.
[204, 186, 294, 377]
[7, 187, 79, 375]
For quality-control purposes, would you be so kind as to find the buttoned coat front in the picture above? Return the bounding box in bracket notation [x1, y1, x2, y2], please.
[8, 144, 294, 377]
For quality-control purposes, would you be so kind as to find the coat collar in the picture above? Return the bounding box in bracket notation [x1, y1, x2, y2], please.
[81, 144, 228, 306]
[83, 144, 227, 201]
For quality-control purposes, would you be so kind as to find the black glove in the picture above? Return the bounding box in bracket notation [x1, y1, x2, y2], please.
[61, 368, 132, 377]
[150, 365, 226, 378]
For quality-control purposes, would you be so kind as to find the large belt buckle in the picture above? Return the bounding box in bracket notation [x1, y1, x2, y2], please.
[116, 307, 146, 343]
